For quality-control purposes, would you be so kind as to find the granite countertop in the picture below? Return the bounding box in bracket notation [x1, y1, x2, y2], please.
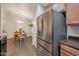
[60, 38, 79, 50]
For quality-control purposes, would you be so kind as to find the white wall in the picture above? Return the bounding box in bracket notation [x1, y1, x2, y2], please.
[0, 6, 1, 35]
[32, 19, 37, 48]
[67, 26, 79, 38]
[52, 3, 65, 12]
[1, 6, 7, 35]
[32, 4, 44, 48]
[36, 5, 44, 17]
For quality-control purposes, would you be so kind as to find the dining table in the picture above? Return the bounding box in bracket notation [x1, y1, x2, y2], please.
[14, 32, 20, 41]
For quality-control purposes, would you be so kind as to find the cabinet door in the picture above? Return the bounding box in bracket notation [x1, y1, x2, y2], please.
[43, 9, 53, 43]
[61, 44, 79, 56]
[66, 4, 79, 25]
[61, 49, 73, 56]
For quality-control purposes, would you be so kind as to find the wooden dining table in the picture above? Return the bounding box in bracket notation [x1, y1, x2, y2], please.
[14, 32, 27, 42]
[14, 32, 20, 41]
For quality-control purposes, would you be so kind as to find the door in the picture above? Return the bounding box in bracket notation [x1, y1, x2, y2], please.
[61, 49, 73, 56]
[37, 9, 53, 56]
[43, 9, 53, 43]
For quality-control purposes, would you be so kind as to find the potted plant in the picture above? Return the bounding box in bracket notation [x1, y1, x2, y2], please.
[28, 24, 33, 28]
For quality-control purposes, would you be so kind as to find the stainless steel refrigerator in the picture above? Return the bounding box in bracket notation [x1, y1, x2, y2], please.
[36, 8, 67, 56]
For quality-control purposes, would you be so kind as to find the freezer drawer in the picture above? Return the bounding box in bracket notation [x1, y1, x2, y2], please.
[37, 38, 52, 53]
[37, 43, 52, 56]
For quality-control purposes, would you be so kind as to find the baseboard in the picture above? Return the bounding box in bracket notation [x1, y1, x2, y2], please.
[7, 36, 32, 40]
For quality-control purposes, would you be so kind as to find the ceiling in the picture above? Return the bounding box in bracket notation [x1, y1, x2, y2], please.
[1, 3, 37, 20]
[1, 3, 53, 20]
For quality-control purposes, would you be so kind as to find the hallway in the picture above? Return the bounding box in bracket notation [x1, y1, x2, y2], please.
[6, 37, 36, 56]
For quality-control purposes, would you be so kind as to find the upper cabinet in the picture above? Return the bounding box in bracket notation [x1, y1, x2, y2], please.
[66, 4, 79, 25]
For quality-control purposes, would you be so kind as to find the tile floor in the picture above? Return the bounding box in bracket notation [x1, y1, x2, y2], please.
[6, 37, 36, 56]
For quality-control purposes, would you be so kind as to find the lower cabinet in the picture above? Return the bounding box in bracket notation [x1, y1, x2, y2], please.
[61, 49, 73, 56]
[60, 44, 79, 56]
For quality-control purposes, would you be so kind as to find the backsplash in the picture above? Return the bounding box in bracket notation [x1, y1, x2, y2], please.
[67, 26, 79, 38]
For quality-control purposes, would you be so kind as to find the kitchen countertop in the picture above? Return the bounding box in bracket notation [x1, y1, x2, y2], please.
[0, 35, 7, 41]
[0, 35, 7, 45]
[60, 37, 79, 50]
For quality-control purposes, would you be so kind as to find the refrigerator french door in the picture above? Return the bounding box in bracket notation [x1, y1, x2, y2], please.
[37, 8, 66, 56]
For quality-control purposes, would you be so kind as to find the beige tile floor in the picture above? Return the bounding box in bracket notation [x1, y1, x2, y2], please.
[6, 37, 36, 56]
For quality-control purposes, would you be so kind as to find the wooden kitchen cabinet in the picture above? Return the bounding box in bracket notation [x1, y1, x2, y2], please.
[61, 49, 73, 56]
[66, 4, 79, 25]
[60, 44, 79, 56]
